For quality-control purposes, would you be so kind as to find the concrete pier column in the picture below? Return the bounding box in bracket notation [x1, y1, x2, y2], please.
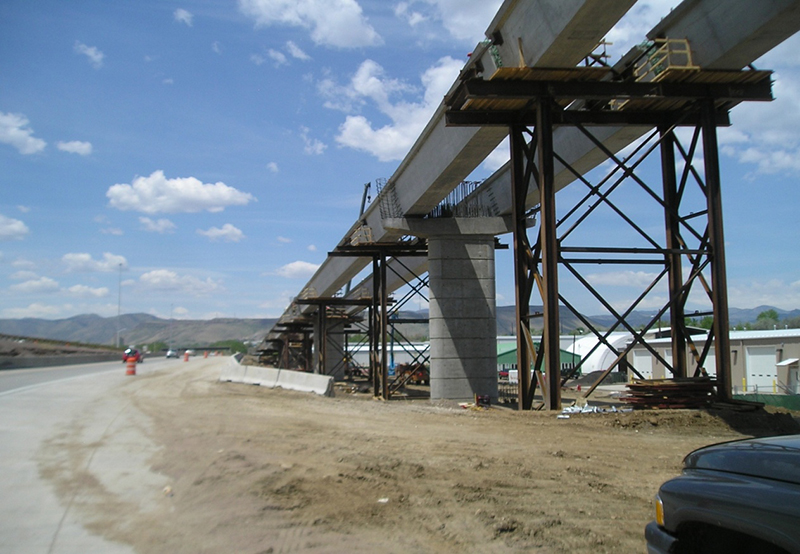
[383, 217, 512, 402]
[324, 319, 346, 380]
[312, 314, 346, 380]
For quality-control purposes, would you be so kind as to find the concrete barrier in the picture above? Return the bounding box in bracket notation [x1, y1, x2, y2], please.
[241, 366, 280, 388]
[219, 356, 333, 397]
[0, 353, 121, 370]
[275, 369, 334, 397]
[219, 363, 247, 383]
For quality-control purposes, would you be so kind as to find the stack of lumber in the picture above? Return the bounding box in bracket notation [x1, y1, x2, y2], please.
[623, 378, 716, 409]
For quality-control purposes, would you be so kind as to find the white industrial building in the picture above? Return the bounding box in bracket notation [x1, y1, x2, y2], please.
[628, 329, 800, 395]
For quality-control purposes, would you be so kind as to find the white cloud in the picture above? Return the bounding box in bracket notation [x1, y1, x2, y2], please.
[63, 252, 128, 272]
[10, 276, 60, 294]
[174, 8, 193, 26]
[250, 53, 266, 65]
[727, 278, 800, 310]
[394, 3, 427, 27]
[717, 61, 800, 177]
[604, 1, 682, 60]
[138, 269, 222, 295]
[585, 270, 661, 288]
[10, 270, 37, 280]
[101, 227, 124, 236]
[1, 303, 63, 318]
[307, 244, 317, 252]
[17, 205, 30, 213]
[57, 140, 92, 155]
[238, 0, 381, 48]
[0, 214, 30, 241]
[67, 284, 109, 298]
[329, 56, 462, 161]
[481, 137, 509, 172]
[300, 126, 326, 155]
[421, 0, 502, 42]
[11, 258, 35, 269]
[258, 290, 296, 316]
[274, 260, 320, 278]
[212, 41, 222, 54]
[106, 170, 255, 214]
[74, 41, 104, 69]
[286, 41, 310, 61]
[197, 223, 245, 242]
[139, 216, 176, 234]
[277, 236, 292, 244]
[267, 161, 279, 173]
[0, 112, 46, 154]
[268, 49, 288, 66]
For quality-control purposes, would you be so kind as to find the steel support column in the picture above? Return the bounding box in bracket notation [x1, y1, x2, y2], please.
[316, 307, 326, 375]
[371, 256, 385, 398]
[379, 251, 389, 400]
[660, 125, 687, 378]
[537, 96, 562, 411]
[510, 126, 534, 410]
[702, 100, 732, 401]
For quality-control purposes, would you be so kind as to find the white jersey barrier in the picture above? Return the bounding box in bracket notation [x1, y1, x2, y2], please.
[219, 355, 334, 397]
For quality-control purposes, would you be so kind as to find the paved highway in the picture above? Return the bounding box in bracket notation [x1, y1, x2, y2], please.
[0, 361, 126, 395]
[0, 356, 204, 553]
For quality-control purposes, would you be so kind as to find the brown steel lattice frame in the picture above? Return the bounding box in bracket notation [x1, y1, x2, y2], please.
[295, 297, 372, 377]
[446, 70, 772, 409]
[271, 322, 313, 372]
[330, 242, 428, 399]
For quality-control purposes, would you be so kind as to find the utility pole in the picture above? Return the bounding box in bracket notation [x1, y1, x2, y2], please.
[116, 262, 122, 347]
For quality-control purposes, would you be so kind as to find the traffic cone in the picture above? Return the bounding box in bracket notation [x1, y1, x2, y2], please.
[204, 350, 208, 359]
[184, 351, 189, 362]
[125, 357, 136, 376]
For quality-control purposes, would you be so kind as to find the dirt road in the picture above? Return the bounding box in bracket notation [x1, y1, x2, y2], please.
[38, 359, 799, 553]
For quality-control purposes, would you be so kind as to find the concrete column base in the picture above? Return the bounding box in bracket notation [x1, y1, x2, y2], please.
[384, 217, 510, 403]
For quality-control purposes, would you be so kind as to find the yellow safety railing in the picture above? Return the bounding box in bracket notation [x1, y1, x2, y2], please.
[635, 38, 699, 82]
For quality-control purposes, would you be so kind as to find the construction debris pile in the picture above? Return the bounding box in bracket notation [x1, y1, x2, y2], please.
[622, 378, 717, 409]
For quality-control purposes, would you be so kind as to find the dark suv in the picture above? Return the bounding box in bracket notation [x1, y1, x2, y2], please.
[646, 434, 800, 554]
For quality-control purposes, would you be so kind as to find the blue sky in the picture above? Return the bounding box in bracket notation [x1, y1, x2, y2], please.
[1, 0, 799, 322]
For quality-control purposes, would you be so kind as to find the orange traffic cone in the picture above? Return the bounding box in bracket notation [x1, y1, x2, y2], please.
[184, 351, 189, 362]
[204, 350, 208, 359]
[125, 357, 136, 376]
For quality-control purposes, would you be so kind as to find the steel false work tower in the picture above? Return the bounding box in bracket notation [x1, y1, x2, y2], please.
[445, 42, 774, 410]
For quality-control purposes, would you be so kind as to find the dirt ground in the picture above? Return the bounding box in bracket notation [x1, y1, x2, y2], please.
[40, 360, 800, 553]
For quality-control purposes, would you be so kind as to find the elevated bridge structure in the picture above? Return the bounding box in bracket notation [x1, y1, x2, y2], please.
[263, 0, 800, 409]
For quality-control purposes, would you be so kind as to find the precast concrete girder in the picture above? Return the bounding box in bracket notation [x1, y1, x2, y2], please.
[649, 0, 800, 70]
[464, 0, 800, 219]
[338, 0, 800, 317]
[284, 0, 637, 317]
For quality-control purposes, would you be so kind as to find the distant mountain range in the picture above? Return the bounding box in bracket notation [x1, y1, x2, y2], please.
[0, 313, 277, 348]
[0, 305, 797, 347]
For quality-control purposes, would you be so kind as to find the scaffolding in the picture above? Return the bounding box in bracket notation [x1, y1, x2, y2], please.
[445, 57, 773, 409]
